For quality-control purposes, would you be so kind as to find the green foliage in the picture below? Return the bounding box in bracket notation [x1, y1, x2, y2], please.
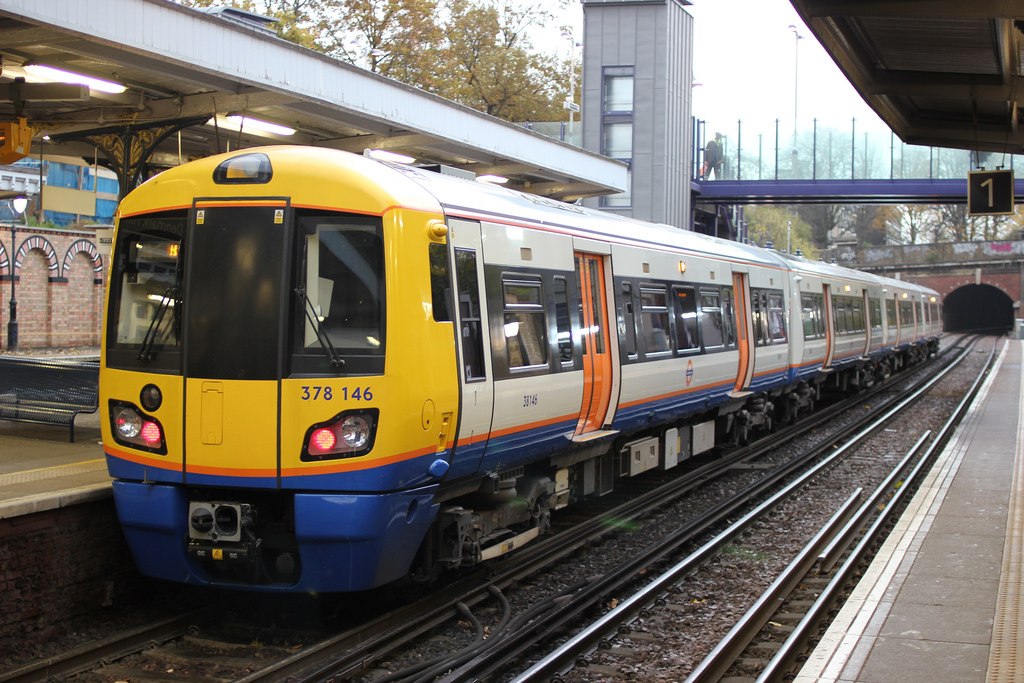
[175, 0, 575, 123]
[744, 206, 818, 259]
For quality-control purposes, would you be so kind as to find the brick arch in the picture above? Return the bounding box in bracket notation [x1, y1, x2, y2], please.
[61, 239, 104, 283]
[0, 243, 8, 279]
[14, 235, 59, 281]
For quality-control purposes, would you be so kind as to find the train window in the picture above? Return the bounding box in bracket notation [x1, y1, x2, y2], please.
[721, 287, 736, 348]
[619, 281, 638, 360]
[503, 278, 548, 369]
[107, 215, 185, 369]
[554, 276, 574, 366]
[869, 298, 882, 331]
[429, 243, 451, 322]
[639, 286, 671, 354]
[456, 249, 485, 381]
[699, 289, 724, 350]
[751, 290, 770, 346]
[768, 292, 786, 341]
[899, 300, 915, 328]
[299, 218, 384, 356]
[801, 293, 824, 340]
[673, 286, 699, 352]
[851, 298, 864, 333]
[886, 298, 897, 330]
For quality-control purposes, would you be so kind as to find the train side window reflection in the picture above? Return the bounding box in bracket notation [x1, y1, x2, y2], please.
[639, 286, 671, 354]
[503, 278, 548, 369]
[672, 286, 699, 352]
[455, 248, 485, 380]
[699, 289, 724, 350]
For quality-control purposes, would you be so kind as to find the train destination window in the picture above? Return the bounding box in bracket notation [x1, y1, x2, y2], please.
[639, 286, 671, 354]
[503, 278, 548, 369]
[300, 216, 385, 359]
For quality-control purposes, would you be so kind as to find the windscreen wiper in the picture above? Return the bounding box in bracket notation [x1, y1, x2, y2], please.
[298, 287, 345, 368]
[137, 286, 178, 362]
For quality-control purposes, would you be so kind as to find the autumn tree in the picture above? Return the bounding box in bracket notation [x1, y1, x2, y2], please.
[743, 206, 818, 259]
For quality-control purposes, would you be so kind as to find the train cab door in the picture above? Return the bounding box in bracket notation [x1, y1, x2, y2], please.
[573, 247, 619, 439]
[182, 200, 287, 486]
[445, 218, 494, 475]
[731, 270, 755, 396]
[822, 284, 835, 368]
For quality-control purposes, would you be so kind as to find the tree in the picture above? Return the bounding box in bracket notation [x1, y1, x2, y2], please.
[744, 206, 818, 259]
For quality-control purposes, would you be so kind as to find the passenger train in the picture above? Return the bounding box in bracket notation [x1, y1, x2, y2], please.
[101, 146, 941, 592]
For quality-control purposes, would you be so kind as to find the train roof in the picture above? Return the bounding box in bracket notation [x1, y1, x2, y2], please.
[389, 160, 789, 271]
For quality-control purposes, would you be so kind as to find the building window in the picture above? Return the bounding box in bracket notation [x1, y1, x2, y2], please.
[601, 66, 634, 209]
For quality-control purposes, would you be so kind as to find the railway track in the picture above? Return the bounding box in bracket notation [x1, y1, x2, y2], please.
[1, 337, 976, 683]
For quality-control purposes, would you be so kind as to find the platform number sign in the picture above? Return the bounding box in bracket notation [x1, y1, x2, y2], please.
[968, 169, 1014, 216]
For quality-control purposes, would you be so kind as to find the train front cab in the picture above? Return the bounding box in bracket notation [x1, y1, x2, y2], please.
[102, 149, 462, 592]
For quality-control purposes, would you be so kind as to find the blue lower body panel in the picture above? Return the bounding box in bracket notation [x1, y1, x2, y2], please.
[111, 480, 440, 592]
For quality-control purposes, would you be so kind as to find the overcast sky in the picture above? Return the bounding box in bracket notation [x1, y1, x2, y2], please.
[552, 0, 891, 139]
[686, 0, 889, 137]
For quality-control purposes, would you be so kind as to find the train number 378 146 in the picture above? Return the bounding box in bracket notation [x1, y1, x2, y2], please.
[300, 386, 374, 401]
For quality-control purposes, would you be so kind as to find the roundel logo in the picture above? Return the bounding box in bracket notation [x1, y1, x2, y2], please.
[685, 359, 694, 386]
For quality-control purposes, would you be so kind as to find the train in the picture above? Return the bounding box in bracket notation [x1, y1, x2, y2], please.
[100, 146, 942, 592]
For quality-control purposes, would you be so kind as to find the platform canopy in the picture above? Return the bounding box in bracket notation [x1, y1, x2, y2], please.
[791, 1, 1024, 155]
[0, 0, 626, 201]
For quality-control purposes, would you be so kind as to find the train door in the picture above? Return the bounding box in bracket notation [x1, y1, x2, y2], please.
[862, 292, 873, 357]
[822, 284, 835, 368]
[731, 270, 755, 395]
[183, 200, 287, 486]
[573, 249, 617, 438]
[445, 218, 494, 475]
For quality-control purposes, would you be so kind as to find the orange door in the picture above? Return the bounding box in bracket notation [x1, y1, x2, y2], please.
[732, 272, 754, 393]
[823, 284, 835, 368]
[574, 252, 614, 436]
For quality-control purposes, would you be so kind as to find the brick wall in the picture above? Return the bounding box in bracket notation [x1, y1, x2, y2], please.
[0, 500, 148, 654]
[0, 225, 105, 351]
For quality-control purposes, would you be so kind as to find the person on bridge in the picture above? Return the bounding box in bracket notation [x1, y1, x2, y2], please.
[703, 132, 724, 180]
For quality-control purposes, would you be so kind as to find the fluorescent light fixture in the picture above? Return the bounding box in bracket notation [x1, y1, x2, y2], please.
[23, 64, 126, 94]
[477, 174, 509, 184]
[364, 149, 415, 164]
[213, 115, 295, 136]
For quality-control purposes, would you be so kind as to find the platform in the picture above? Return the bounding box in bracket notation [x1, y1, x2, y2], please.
[797, 339, 1024, 682]
[0, 410, 109, 519]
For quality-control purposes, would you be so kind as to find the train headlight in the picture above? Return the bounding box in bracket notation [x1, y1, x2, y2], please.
[109, 401, 167, 455]
[302, 408, 379, 461]
[115, 408, 142, 439]
[340, 415, 370, 449]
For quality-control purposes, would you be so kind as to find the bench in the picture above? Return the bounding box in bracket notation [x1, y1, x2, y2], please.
[0, 356, 99, 442]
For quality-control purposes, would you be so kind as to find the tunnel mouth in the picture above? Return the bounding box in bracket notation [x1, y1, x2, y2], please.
[943, 283, 1015, 334]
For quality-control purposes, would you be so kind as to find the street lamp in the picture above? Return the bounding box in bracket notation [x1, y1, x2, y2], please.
[788, 24, 804, 175]
[7, 196, 27, 351]
[561, 30, 581, 141]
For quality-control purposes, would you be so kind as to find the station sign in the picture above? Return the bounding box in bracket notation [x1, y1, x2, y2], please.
[967, 169, 1014, 216]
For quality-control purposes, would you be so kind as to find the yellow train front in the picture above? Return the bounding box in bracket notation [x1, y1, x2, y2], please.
[102, 147, 459, 591]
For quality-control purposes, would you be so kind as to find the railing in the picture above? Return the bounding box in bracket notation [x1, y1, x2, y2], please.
[693, 118, 1021, 183]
